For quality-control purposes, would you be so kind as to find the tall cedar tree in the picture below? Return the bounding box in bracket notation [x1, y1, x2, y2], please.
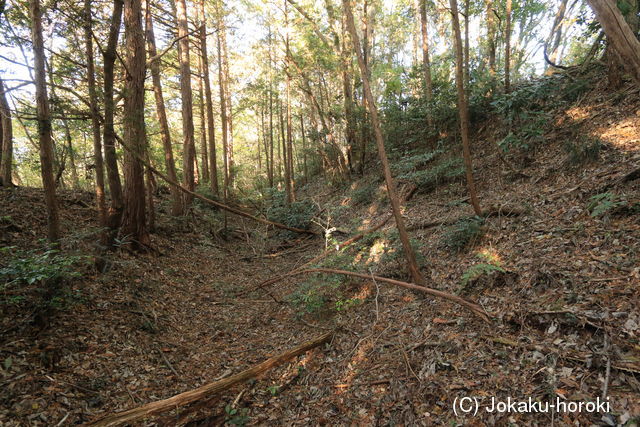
[103, 0, 124, 230]
[84, 0, 107, 229]
[175, 0, 196, 208]
[198, 0, 219, 195]
[30, 0, 60, 243]
[120, 0, 149, 249]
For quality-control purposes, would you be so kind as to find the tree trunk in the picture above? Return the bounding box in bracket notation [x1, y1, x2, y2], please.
[464, 0, 470, 105]
[30, 0, 61, 243]
[103, 0, 124, 230]
[216, 7, 230, 199]
[450, 0, 483, 216]
[586, 0, 640, 85]
[198, 0, 219, 195]
[85, 0, 107, 228]
[175, 0, 196, 208]
[145, 7, 183, 216]
[120, 0, 149, 250]
[61, 119, 80, 189]
[197, 56, 209, 183]
[419, 0, 433, 125]
[284, 0, 294, 203]
[343, 0, 425, 286]
[544, 0, 569, 74]
[485, 0, 496, 75]
[0, 76, 13, 186]
[504, 0, 512, 92]
[300, 114, 308, 182]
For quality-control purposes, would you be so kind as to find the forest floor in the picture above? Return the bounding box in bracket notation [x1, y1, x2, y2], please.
[2, 70, 640, 426]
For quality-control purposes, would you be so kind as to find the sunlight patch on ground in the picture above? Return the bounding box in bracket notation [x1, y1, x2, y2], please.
[598, 116, 640, 152]
[336, 340, 373, 394]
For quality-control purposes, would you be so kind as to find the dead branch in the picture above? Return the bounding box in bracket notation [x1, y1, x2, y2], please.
[278, 267, 491, 322]
[88, 331, 333, 426]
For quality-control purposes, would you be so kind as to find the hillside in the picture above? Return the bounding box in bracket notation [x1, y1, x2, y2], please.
[1, 67, 639, 426]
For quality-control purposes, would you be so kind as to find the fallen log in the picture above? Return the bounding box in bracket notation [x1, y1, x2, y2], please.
[88, 331, 333, 426]
[276, 267, 491, 323]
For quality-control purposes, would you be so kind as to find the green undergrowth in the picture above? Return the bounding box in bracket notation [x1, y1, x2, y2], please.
[0, 245, 89, 309]
[442, 216, 485, 253]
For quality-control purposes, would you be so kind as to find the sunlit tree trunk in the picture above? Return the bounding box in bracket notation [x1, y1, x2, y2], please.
[450, 0, 483, 216]
[198, 0, 219, 195]
[0, 76, 14, 186]
[145, 7, 183, 215]
[120, 0, 149, 250]
[587, 0, 640, 85]
[344, 0, 426, 286]
[216, 5, 230, 199]
[103, 0, 124, 230]
[30, 0, 60, 243]
[175, 0, 196, 207]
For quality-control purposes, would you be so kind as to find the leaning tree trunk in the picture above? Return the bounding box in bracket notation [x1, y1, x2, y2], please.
[84, 0, 107, 228]
[103, 0, 124, 230]
[343, 0, 426, 286]
[120, 0, 149, 250]
[175, 0, 196, 208]
[30, 0, 60, 243]
[450, 0, 483, 216]
[145, 7, 183, 216]
[0, 76, 13, 186]
[586, 0, 640, 85]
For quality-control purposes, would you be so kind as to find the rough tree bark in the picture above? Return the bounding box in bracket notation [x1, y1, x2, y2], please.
[103, 0, 124, 230]
[120, 0, 149, 250]
[0, 76, 13, 186]
[586, 0, 640, 85]
[84, 0, 107, 228]
[30, 0, 61, 242]
[145, 7, 183, 216]
[175, 0, 196, 208]
[450, 0, 483, 216]
[343, 0, 426, 286]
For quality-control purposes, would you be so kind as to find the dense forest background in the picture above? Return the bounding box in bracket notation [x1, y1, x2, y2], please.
[1, 0, 640, 424]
